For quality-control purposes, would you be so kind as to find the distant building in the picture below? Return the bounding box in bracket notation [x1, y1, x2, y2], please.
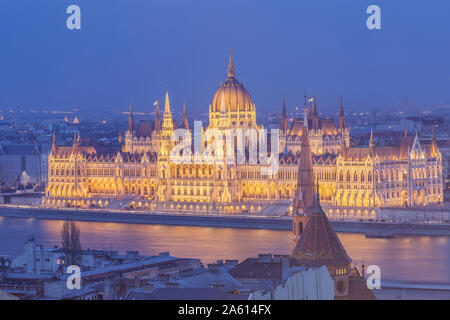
[0, 143, 50, 190]
[229, 253, 334, 300]
[3, 238, 202, 300]
[124, 256, 333, 300]
[43, 51, 444, 220]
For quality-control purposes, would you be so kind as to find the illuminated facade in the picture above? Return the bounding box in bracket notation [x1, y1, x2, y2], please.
[43, 52, 444, 218]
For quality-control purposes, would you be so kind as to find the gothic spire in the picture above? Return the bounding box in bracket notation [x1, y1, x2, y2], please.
[162, 89, 174, 131]
[154, 100, 161, 131]
[281, 98, 288, 132]
[72, 131, 79, 153]
[181, 100, 189, 130]
[338, 96, 346, 132]
[312, 97, 319, 130]
[164, 88, 171, 114]
[431, 126, 439, 157]
[51, 130, 57, 155]
[227, 48, 235, 78]
[369, 129, 375, 155]
[128, 102, 135, 133]
[293, 106, 315, 214]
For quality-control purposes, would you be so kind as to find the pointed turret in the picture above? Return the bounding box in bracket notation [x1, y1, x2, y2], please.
[51, 131, 57, 155]
[164, 89, 171, 114]
[338, 97, 346, 133]
[369, 129, 375, 156]
[128, 103, 135, 133]
[312, 98, 319, 130]
[369, 129, 375, 147]
[181, 101, 189, 130]
[227, 49, 235, 79]
[72, 131, 79, 153]
[431, 126, 439, 157]
[410, 132, 424, 160]
[292, 106, 315, 215]
[281, 98, 288, 132]
[162, 88, 174, 132]
[154, 100, 161, 131]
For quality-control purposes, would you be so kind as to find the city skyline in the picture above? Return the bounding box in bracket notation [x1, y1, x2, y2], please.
[0, 1, 449, 302]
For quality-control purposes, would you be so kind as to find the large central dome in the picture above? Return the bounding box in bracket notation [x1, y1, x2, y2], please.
[211, 51, 254, 113]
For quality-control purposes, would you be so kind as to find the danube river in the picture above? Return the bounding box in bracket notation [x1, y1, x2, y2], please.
[0, 216, 448, 284]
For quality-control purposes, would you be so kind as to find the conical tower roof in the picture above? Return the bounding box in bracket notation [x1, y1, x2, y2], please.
[292, 107, 314, 213]
[291, 194, 352, 267]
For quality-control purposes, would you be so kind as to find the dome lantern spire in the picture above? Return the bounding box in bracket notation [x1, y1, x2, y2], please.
[227, 49, 235, 78]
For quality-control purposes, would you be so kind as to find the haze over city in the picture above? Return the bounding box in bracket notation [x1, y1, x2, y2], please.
[1, 0, 450, 115]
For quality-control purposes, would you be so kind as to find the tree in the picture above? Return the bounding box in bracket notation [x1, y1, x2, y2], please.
[61, 220, 82, 266]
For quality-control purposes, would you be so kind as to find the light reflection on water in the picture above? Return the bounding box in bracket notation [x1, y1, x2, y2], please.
[0, 217, 448, 283]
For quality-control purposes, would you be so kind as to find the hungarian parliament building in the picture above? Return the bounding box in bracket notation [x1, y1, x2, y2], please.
[43, 52, 444, 219]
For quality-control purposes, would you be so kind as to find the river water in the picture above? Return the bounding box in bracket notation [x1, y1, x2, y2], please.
[0, 216, 448, 284]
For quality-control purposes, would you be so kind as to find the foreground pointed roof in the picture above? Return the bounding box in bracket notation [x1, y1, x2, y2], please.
[291, 195, 352, 267]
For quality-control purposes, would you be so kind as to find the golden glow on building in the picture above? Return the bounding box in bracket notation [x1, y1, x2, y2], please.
[43, 52, 444, 218]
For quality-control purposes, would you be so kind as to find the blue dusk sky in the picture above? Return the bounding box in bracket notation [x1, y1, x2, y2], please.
[0, 0, 449, 117]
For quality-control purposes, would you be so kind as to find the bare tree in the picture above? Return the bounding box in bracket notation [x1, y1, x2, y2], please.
[61, 220, 82, 266]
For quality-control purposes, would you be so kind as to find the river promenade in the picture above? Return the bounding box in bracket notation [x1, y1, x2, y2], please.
[0, 205, 449, 236]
